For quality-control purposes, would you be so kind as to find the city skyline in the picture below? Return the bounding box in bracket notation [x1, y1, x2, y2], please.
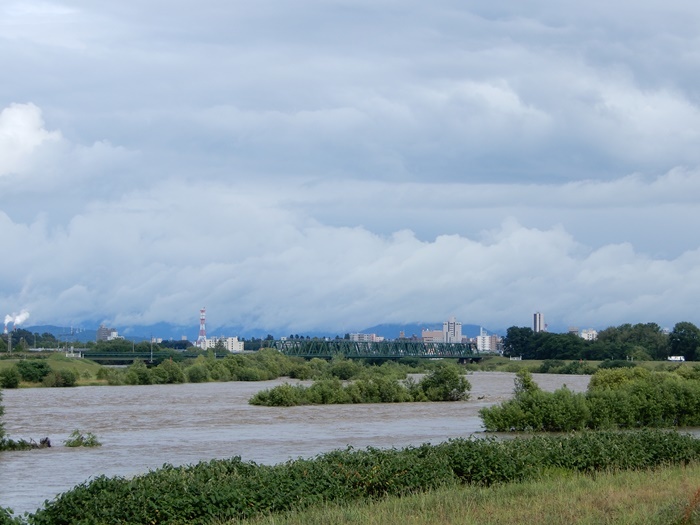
[2, 2, 700, 333]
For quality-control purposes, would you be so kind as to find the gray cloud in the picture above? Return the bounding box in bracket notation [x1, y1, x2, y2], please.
[1, 1, 700, 333]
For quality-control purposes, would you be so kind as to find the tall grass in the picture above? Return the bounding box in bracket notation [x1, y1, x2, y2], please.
[228, 463, 700, 525]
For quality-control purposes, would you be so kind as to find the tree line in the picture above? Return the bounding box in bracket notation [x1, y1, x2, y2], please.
[503, 321, 700, 361]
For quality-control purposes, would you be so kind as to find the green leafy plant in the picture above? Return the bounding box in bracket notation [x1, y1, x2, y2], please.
[15, 360, 51, 383]
[63, 430, 101, 448]
[0, 367, 20, 389]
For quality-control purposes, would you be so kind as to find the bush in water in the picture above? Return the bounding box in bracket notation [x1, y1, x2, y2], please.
[416, 365, 471, 401]
[63, 430, 101, 448]
[249, 366, 470, 406]
[480, 367, 700, 431]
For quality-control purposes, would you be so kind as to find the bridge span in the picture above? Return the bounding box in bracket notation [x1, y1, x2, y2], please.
[79, 340, 481, 365]
[271, 339, 481, 362]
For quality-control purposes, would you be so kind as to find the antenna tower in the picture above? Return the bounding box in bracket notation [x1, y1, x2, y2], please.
[197, 307, 207, 349]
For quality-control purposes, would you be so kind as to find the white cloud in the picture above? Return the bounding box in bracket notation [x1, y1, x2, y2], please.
[0, 103, 61, 176]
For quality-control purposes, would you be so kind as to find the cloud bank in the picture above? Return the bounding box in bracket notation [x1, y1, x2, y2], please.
[1, 1, 700, 334]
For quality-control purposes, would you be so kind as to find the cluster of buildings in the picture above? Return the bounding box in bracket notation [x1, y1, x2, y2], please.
[535, 311, 599, 341]
[96, 309, 600, 353]
[352, 316, 504, 353]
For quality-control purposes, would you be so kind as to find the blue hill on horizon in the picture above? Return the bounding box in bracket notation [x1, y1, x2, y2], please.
[24, 321, 505, 344]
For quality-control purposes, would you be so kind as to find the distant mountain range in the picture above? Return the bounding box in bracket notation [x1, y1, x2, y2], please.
[24, 321, 503, 343]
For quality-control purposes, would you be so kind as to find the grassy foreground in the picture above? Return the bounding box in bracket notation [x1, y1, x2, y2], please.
[230, 464, 700, 525]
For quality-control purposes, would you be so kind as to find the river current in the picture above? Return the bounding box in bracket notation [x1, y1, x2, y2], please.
[0, 372, 589, 516]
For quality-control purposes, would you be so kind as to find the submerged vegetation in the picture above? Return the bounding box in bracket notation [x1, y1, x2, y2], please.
[480, 367, 700, 431]
[62, 430, 101, 448]
[249, 365, 470, 405]
[14, 429, 700, 525]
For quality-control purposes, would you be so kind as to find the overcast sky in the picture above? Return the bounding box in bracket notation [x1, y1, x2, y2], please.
[1, 0, 700, 335]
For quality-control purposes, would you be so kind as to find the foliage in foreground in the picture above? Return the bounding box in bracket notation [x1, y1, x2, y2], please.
[480, 367, 700, 431]
[249, 365, 470, 406]
[19, 430, 700, 525]
[230, 463, 700, 525]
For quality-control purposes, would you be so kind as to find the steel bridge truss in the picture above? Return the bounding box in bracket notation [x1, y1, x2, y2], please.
[271, 339, 480, 360]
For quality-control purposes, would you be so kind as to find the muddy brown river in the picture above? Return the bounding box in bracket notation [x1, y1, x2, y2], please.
[0, 372, 589, 515]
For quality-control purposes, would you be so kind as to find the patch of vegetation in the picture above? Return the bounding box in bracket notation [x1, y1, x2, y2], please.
[250, 365, 471, 406]
[42, 370, 77, 388]
[0, 368, 20, 389]
[480, 367, 700, 431]
[15, 360, 52, 383]
[63, 430, 101, 448]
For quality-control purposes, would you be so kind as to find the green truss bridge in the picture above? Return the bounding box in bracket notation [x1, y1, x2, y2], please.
[271, 339, 481, 362]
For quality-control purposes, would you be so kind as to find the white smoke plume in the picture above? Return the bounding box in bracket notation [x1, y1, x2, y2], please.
[4, 310, 30, 327]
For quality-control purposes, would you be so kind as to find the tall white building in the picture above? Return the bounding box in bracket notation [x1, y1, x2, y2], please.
[443, 316, 462, 343]
[533, 312, 545, 333]
[580, 329, 598, 341]
[475, 327, 502, 353]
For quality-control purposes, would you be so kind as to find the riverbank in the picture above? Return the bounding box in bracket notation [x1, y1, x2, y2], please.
[230, 462, 700, 525]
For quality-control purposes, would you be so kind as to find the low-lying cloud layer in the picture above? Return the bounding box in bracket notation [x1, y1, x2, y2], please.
[1, 1, 699, 334]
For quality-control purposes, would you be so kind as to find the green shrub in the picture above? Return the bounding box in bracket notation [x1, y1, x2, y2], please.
[186, 364, 210, 383]
[538, 359, 566, 373]
[42, 370, 77, 388]
[151, 360, 185, 384]
[417, 365, 471, 401]
[63, 429, 101, 447]
[328, 357, 363, 380]
[206, 362, 231, 381]
[513, 369, 539, 396]
[15, 360, 51, 383]
[557, 361, 597, 375]
[1, 506, 23, 524]
[598, 359, 636, 370]
[0, 367, 20, 388]
[124, 360, 153, 385]
[482, 366, 700, 431]
[249, 367, 471, 406]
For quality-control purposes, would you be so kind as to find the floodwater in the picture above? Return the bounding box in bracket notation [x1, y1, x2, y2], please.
[0, 372, 589, 516]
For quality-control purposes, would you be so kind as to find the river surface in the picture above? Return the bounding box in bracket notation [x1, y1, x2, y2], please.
[0, 372, 589, 516]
